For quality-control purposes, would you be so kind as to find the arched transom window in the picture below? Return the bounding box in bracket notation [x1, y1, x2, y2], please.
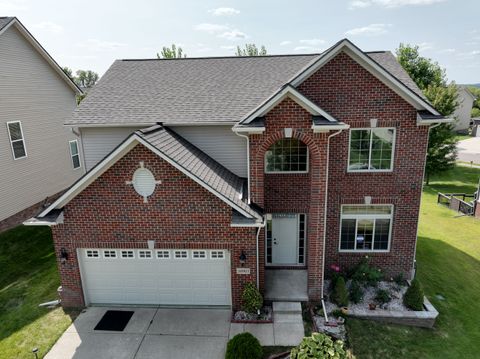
[265, 138, 309, 173]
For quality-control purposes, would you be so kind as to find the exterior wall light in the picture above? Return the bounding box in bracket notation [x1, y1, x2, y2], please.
[60, 248, 69, 264]
[239, 251, 247, 266]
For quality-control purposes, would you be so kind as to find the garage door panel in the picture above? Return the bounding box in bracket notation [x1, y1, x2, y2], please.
[79, 249, 231, 306]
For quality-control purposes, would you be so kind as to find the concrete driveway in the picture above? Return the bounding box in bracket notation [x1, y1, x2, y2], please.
[458, 137, 480, 164]
[45, 307, 231, 359]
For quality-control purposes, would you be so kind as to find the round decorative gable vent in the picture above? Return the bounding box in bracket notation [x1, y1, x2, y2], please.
[126, 162, 162, 203]
[133, 168, 156, 197]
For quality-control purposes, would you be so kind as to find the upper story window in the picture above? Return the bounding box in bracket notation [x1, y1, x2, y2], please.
[348, 128, 395, 172]
[265, 138, 308, 173]
[69, 140, 81, 169]
[340, 205, 393, 252]
[7, 121, 27, 160]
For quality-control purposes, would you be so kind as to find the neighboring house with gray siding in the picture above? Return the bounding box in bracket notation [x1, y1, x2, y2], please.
[0, 17, 83, 230]
[453, 86, 476, 132]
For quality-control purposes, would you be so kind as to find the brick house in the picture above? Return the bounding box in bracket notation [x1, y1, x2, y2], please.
[26, 39, 452, 309]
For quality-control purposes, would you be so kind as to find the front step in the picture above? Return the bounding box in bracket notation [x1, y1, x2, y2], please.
[273, 301, 302, 314]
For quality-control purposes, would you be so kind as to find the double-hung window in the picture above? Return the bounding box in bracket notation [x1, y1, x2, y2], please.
[339, 205, 393, 252]
[69, 140, 81, 169]
[348, 128, 395, 172]
[7, 121, 27, 160]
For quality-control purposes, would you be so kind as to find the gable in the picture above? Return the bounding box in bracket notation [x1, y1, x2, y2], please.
[0, 18, 81, 95]
[65, 144, 233, 223]
[297, 51, 419, 122]
[290, 39, 439, 116]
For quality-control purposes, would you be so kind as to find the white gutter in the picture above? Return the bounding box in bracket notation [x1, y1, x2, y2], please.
[411, 121, 443, 278]
[233, 130, 251, 204]
[321, 129, 344, 303]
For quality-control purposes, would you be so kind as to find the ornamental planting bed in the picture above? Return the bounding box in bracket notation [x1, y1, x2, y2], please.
[317, 279, 438, 329]
[231, 306, 273, 323]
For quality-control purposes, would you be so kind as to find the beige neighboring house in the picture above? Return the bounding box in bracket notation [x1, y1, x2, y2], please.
[0, 17, 84, 231]
[454, 85, 476, 133]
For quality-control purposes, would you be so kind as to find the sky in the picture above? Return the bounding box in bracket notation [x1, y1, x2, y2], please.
[1, 0, 479, 83]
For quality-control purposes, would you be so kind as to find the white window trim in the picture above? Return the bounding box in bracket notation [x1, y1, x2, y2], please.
[138, 250, 153, 259]
[264, 140, 309, 174]
[156, 250, 171, 259]
[210, 250, 225, 259]
[120, 250, 135, 259]
[69, 139, 81, 170]
[102, 250, 117, 259]
[192, 250, 207, 259]
[6, 121, 27, 160]
[85, 249, 100, 258]
[174, 250, 189, 259]
[347, 128, 396, 173]
[338, 204, 393, 253]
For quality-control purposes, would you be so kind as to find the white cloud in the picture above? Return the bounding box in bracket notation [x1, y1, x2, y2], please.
[418, 42, 434, 51]
[438, 48, 456, 54]
[294, 46, 321, 52]
[299, 39, 325, 46]
[348, 0, 446, 9]
[345, 23, 391, 36]
[78, 39, 127, 52]
[279, 40, 292, 46]
[221, 45, 236, 50]
[32, 21, 63, 34]
[194, 23, 229, 34]
[0, 0, 28, 12]
[218, 29, 247, 40]
[208, 7, 240, 16]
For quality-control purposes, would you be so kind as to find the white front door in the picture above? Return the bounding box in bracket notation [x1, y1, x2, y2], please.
[272, 215, 298, 265]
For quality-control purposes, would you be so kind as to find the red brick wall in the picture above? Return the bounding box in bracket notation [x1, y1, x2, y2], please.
[52, 144, 257, 309]
[250, 51, 428, 295]
[249, 98, 329, 300]
[298, 51, 428, 278]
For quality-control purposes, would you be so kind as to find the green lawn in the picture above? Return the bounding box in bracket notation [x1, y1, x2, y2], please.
[0, 226, 78, 359]
[454, 134, 472, 142]
[347, 165, 480, 359]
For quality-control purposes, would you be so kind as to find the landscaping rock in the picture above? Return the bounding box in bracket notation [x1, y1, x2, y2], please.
[313, 316, 347, 341]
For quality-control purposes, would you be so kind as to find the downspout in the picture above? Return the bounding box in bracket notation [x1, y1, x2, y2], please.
[412, 122, 442, 279]
[233, 131, 251, 204]
[256, 226, 262, 289]
[321, 129, 344, 323]
[234, 128, 263, 289]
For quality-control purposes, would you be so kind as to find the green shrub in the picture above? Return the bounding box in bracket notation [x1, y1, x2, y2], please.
[331, 309, 347, 319]
[241, 282, 263, 314]
[290, 332, 347, 359]
[225, 332, 262, 359]
[375, 289, 391, 304]
[349, 280, 364, 304]
[403, 278, 425, 311]
[394, 272, 405, 285]
[349, 258, 383, 286]
[330, 277, 349, 307]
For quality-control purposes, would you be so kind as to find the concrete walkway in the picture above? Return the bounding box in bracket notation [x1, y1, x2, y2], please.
[265, 270, 308, 301]
[229, 302, 304, 346]
[45, 307, 231, 359]
[458, 137, 480, 164]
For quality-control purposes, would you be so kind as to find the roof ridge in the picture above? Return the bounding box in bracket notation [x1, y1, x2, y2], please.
[120, 53, 321, 62]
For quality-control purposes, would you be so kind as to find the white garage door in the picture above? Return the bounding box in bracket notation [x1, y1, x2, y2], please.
[78, 248, 231, 306]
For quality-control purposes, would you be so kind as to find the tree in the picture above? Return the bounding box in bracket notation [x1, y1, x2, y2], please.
[235, 44, 267, 56]
[157, 44, 186, 59]
[396, 44, 459, 183]
[63, 66, 73, 79]
[468, 86, 480, 117]
[75, 70, 99, 89]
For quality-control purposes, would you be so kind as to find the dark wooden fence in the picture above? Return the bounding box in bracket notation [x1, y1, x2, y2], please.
[437, 193, 476, 216]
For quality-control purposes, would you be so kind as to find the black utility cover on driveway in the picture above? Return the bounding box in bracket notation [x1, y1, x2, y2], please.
[94, 310, 134, 331]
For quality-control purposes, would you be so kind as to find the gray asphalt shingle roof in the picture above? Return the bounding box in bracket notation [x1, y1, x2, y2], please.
[137, 125, 261, 219]
[68, 51, 425, 126]
[0, 17, 14, 31]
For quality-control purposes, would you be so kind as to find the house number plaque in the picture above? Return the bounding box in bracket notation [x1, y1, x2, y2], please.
[236, 268, 251, 275]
